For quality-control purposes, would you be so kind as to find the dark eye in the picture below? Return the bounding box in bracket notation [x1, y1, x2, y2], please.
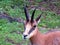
[28, 25, 36, 34]
[33, 25, 36, 28]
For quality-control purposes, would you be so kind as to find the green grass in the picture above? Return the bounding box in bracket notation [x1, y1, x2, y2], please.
[0, 10, 60, 45]
[0, 0, 60, 45]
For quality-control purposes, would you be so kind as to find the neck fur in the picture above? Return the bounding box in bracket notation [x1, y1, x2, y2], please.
[29, 28, 44, 45]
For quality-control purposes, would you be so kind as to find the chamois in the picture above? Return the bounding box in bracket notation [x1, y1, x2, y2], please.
[23, 6, 60, 45]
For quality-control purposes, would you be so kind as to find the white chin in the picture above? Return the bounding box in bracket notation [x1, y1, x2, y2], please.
[26, 34, 33, 39]
[26, 36, 31, 39]
[22, 35, 30, 40]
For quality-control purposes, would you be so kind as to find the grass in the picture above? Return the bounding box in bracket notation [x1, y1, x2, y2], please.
[0, 10, 60, 45]
[0, 0, 60, 45]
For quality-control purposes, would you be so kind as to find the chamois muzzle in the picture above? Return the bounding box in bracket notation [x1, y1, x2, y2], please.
[23, 35, 28, 39]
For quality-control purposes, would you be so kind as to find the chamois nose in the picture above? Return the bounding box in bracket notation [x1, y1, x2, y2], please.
[23, 35, 28, 39]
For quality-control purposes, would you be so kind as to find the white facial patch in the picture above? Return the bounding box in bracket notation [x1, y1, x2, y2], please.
[23, 24, 31, 35]
[24, 27, 36, 39]
[26, 32, 34, 39]
[23, 23, 37, 39]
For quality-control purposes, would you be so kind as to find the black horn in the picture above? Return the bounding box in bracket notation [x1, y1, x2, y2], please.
[36, 12, 43, 23]
[31, 8, 36, 23]
[24, 5, 30, 22]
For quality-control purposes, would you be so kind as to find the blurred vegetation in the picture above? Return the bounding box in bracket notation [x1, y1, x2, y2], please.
[0, 0, 60, 45]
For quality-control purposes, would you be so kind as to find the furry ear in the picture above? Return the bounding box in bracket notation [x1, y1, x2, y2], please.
[24, 5, 30, 22]
[35, 13, 43, 24]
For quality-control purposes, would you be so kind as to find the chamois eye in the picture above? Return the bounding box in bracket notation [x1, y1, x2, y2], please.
[33, 25, 36, 28]
[28, 25, 36, 34]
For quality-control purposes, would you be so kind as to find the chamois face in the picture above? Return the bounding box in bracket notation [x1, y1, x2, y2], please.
[23, 20, 37, 39]
[23, 6, 42, 39]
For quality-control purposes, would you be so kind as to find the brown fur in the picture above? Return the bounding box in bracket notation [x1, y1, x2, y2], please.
[23, 6, 60, 45]
[30, 27, 60, 45]
[23, 21, 60, 45]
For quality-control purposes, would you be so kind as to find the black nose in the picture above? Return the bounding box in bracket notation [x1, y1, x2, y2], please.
[24, 35, 28, 39]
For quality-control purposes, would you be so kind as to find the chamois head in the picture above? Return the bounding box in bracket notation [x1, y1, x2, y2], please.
[23, 6, 42, 39]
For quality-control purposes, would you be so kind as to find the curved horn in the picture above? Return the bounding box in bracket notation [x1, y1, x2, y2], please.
[31, 8, 36, 23]
[24, 5, 30, 22]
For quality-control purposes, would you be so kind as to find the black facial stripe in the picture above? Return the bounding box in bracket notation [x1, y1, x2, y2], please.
[28, 25, 36, 34]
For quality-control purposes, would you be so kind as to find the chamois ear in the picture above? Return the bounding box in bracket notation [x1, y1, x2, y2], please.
[35, 12, 43, 24]
[24, 5, 30, 22]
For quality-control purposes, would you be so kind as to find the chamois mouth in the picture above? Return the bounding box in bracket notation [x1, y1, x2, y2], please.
[23, 34, 31, 39]
[23, 35, 28, 39]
